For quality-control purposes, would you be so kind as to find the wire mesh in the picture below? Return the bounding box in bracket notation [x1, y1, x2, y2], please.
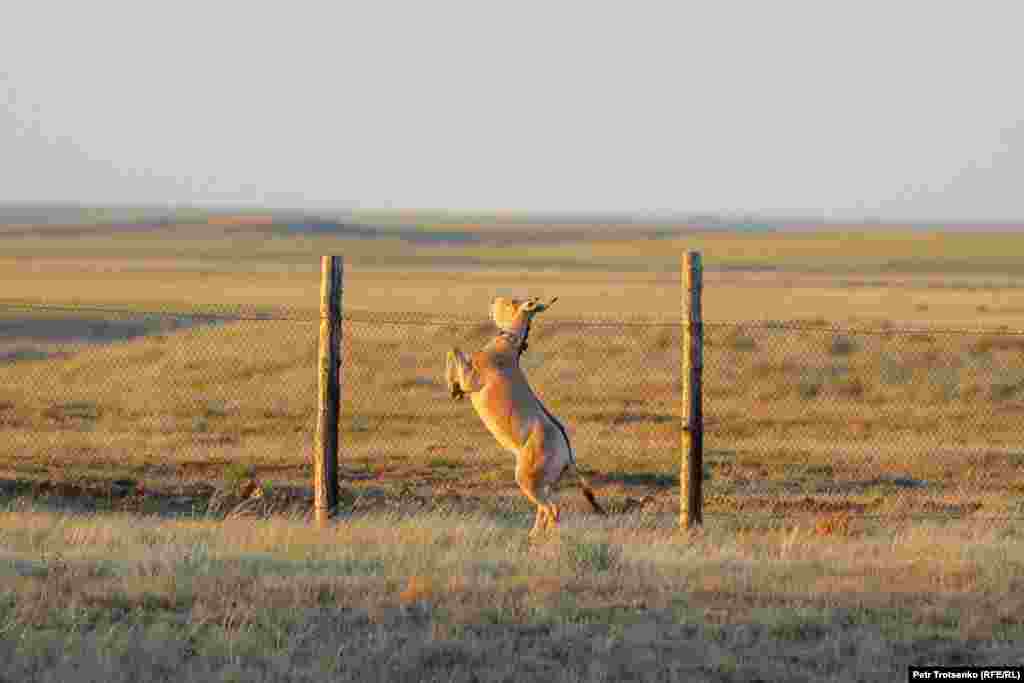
[703, 321, 1024, 522]
[1, 300, 1022, 522]
[339, 313, 681, 519]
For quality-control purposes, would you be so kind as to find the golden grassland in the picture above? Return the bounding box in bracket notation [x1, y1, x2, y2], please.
[6, 221, 1024, 274]
[6, 224, 1024, 327]
[2, 223, 1024, 677]
[2, 506, 1023, 680]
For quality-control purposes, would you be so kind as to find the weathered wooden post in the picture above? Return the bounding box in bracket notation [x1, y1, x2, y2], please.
[680, 251, 704, 529]
[314, 255, 343, 526]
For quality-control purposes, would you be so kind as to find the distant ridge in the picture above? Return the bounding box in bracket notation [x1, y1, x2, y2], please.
[0, 202, 1021, 233]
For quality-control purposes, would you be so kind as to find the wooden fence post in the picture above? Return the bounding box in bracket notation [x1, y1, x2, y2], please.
[314, 255, 343, 526]
[681, 251, 704, 529]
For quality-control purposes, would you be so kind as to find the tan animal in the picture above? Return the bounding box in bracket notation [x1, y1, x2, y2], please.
[445, 296, 605, 536]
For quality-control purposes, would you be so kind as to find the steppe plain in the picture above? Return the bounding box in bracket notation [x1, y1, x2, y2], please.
[1, 218, 1024, 680]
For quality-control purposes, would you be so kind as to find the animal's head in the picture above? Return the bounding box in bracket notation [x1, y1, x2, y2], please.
[490, 296, 558, 334]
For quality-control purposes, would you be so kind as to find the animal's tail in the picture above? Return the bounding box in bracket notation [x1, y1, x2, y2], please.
[569, 462, 606, 515]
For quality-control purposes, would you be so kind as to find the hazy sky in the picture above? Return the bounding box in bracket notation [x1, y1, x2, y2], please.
[2, 1, 1022, 221]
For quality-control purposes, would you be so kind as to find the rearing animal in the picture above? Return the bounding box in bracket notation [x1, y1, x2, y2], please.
[445, 296, 605, 537]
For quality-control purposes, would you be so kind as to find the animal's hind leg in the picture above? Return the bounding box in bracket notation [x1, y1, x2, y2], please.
[530, 505, 548, 537]
[516, 428, 558, 537]
[548, 499, 560, 528]
[445, 348, 482, 400]
[516, 465, 549, 537]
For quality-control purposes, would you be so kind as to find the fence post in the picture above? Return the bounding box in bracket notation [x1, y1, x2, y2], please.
[314, 255, 343, 526]
[680, 251, 704, 529]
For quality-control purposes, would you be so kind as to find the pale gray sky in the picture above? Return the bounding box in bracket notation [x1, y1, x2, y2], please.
[2, 1, 1022, 221]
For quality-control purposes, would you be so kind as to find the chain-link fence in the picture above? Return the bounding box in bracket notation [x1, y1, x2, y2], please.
[702, 321, 1024, 522]
[1, 301, 1022, 522]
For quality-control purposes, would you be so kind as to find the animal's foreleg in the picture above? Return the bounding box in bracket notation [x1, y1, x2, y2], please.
[445, 348, 482, 400]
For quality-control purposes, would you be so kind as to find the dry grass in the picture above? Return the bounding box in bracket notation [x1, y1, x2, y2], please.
[1, 504, 1022, 681]
[6, 224, 1024, 326]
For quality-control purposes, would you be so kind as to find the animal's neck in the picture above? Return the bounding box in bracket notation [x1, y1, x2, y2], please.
[494, 328, 527, 363]
[518, 319, 532, 358]
[496, 328, 522, 346]
[495, 314, 534, 361]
